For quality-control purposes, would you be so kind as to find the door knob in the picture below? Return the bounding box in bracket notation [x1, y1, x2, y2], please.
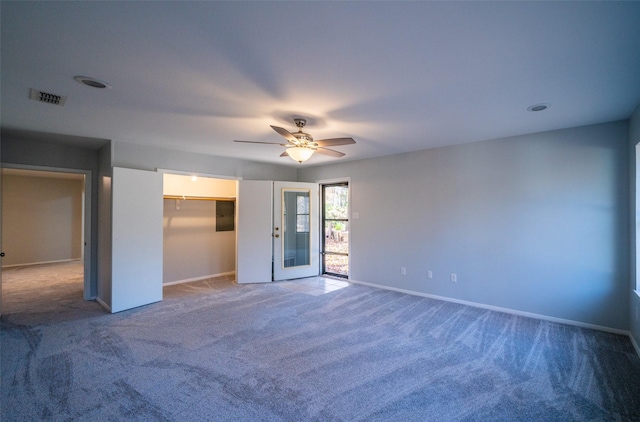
[274, 234, 279, 238]
[0, 252, 5, 257]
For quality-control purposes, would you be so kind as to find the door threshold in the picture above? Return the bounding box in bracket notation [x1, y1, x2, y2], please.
[275, 276, 349, 296]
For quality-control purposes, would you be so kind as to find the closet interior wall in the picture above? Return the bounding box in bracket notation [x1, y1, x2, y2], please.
[162, 174, 236, 284]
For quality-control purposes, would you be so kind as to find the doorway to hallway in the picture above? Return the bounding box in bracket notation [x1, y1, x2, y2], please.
[1, 167, 90, 314]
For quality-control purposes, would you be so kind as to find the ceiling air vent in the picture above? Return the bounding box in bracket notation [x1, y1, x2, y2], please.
[29, 88, 67, 106]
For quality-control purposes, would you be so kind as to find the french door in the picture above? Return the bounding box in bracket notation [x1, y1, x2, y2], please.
[273, 181, 319, 281]
[236, 180, 319, 283]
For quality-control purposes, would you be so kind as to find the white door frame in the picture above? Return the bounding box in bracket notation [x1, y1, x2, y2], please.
[0, 163, 93, 300]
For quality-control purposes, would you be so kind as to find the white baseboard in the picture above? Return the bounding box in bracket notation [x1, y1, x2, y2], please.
[163, 271, 235, 286]
[348, 279, 630, 336]
[96, 296, 111, 312]
[2, 258, 81, 269]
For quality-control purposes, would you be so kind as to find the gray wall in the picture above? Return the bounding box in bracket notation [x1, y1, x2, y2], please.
[1, 137, 99, 170]
[2, 174, 83, 266]
[163, 199, 235, 283]
[299, 121, 630, 330]
[97, 142, 113, 308]
[113, 141, 297, 181]
[1, 136, 100, 298]
[629, 104, 640, 347]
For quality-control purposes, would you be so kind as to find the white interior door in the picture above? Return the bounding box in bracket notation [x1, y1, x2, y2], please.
[273, 181, 319, 281]
[236, 180, 273, 284]
[111, 167, 163, 313]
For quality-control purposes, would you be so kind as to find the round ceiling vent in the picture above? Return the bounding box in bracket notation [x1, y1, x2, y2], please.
[74, 76, 111, 89]
[527, 103, 549, 112]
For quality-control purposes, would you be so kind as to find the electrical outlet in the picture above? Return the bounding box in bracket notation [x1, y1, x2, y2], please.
[401, 267, 406, 275]
[450, 273, 457, 283]
[428, 271, 433, 279]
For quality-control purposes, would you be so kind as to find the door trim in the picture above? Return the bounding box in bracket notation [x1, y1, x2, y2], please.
[156, 168, 242, 181]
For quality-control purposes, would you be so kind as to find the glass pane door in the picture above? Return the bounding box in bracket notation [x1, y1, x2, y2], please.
[273, 182, 319, 281]
[282, 189, 310, 268]
[322, 183, 349, 277]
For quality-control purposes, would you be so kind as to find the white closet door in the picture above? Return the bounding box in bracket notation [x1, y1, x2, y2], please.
[236, 180, 273, 283]
[111, 167, 163, 313]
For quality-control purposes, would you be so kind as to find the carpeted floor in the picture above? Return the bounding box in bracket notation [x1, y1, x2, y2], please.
[2, 262, 639, 421]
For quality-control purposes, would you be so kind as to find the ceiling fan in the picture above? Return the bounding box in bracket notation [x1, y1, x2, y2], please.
[234, 119, 356, 163]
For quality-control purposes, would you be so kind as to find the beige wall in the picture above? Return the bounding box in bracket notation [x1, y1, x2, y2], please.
[2, 174, 84, 266]
[163, 198, 235, 283]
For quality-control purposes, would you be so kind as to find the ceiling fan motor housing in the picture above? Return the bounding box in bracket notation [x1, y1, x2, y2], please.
[293, 119, 313, 144]
[293, 132, 313, 144]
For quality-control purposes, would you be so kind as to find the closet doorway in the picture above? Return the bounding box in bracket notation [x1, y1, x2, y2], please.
[162, 173, 237, 286]
[1, 166, 91, 313]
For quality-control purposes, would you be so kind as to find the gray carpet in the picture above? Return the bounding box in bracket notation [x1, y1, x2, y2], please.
[2, 262, 639, 421]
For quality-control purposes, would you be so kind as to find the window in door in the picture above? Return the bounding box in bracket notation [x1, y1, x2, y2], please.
[322, 183, 349, 278]
[283, 190, 311, 268]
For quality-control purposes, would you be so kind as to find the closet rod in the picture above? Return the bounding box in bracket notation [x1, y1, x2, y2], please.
[163, 195, 235, 202]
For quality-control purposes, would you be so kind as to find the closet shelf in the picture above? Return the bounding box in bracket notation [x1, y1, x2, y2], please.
[164, 195, 235, 202]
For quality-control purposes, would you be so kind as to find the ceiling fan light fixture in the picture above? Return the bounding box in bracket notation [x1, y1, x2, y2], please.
[287, 147, 314, 163]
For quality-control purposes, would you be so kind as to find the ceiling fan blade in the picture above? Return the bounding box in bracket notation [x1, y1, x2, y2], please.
[280, 150, 289, 157]
[270, 125, 298, 143]
[315, 147, 345, 158]
[314, 137, 356, 147]
[234, 140, 289, 146]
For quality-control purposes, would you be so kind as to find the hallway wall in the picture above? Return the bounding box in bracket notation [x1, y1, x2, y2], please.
[2, 173, 83, 266]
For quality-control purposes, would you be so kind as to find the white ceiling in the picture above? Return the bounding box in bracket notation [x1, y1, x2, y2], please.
[2, 1, 639, 166]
